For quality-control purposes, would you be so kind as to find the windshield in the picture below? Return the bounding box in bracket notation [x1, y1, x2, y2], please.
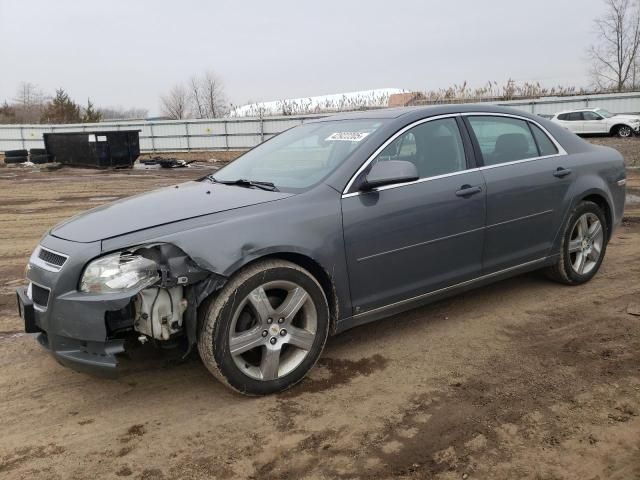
[595, 108, 614, 118]
[212, 119, 385, 191]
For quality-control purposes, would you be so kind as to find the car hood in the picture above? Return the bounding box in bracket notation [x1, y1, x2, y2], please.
[51, 181, 294, 243]
[612, 114, 640, 121]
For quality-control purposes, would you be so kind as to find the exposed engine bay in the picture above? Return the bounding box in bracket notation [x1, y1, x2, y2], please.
[105, 243, 226, 348]
[134, 286, 187, 341]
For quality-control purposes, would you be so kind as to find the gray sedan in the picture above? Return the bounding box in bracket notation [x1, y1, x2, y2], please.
[16, 105, 626, 395]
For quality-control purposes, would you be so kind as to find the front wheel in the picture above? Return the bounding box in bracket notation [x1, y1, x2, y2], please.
[615, 125, 633, 138]
[546, 201, 608, 285]
[198, 259, 329, 395]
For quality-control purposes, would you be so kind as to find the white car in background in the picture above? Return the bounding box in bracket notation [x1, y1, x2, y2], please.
[551, 108, 640, 137]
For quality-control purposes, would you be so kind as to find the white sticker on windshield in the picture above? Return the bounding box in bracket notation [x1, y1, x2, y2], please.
[325, 132, 370, 142]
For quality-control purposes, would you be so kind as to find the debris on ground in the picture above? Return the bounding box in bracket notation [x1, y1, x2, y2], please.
[627, 303, 640, 316]
[138, 157, 195, 169]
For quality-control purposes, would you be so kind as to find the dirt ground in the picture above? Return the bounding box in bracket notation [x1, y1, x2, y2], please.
[588, 136, 640, 167]
[137, 150, 245, 163]
[0, 141, 639, 479]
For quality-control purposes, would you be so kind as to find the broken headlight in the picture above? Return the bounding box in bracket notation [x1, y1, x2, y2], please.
[80, 252, 160, 293]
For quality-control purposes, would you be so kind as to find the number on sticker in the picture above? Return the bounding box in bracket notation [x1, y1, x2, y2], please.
[325, 132, 370, 142]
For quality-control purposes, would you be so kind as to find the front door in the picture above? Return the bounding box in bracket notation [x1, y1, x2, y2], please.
[342, 117, 486, 315]
[582, 111, 607, 134]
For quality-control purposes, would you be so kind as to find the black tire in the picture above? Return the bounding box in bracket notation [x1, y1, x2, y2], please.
[546, 201, 608, 285]
[4, 149, 28, 157]
[29, 148, 47, 156]
[4, 156, 28, 164]
[198, 259, 330, 395]
[614, 125, 633, 138]
[30, 154, 51, 164]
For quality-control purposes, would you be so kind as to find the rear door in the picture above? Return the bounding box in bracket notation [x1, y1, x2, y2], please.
[565, 112, 585, 133]
[341, 116, 486, 314]
[464, 114, 572, 273]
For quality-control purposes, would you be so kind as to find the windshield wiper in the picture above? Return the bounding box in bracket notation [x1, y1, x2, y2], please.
[209, 176, 279, 191]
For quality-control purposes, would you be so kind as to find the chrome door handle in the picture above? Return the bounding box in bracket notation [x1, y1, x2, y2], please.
[455, 185, 482, 197]
[553, 167, 572, 178]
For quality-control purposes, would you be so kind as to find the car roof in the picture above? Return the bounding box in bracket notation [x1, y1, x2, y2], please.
[308, 104, 541, 122]
[555, 108, 600, 115]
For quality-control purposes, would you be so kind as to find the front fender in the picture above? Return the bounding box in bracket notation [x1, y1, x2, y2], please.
[101, 184, 353, 323]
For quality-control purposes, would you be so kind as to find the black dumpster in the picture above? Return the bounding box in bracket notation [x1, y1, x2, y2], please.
[43, 130, 141, 168]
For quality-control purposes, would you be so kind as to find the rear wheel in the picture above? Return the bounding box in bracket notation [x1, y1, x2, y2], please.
[198, 259, 329, 395]
[546, 201, 607, 285]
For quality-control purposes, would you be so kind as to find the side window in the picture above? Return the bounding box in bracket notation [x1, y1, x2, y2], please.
[566, 112, 583, 121]
[467, 116, 538, 166]
[530, 123, 559, 156]
[583, 111, 602, 121]
[557, 113, 568, 121]
[373, 118, 466, 178]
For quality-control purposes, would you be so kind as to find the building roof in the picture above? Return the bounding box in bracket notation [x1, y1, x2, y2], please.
[229, 88, 408, 117]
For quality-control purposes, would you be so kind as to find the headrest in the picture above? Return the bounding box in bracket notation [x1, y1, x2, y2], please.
[494, 133, 529, 157]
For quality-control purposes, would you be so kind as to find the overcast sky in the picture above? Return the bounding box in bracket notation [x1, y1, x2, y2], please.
[0, 0, 606, 116]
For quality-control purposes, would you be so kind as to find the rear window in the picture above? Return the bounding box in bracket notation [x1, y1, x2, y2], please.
[530, 124, 559, 156]
[467, 116, 538, 166]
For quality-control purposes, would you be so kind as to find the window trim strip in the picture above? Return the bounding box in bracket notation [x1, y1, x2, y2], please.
[341, 112, 567, 198]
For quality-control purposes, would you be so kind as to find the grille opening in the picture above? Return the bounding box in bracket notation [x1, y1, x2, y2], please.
[31, 284, 50, 308]
[38, 248, 67, 267]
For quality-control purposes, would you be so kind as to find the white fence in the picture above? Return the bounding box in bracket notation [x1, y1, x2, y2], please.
[490, 91, 640, 116]
[0, 114, 328, 154]
[2, 91, 640, 154]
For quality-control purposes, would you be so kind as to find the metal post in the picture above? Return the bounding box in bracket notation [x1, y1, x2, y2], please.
[19, 126, 25, 150]
[185, 122, 191, 152]
[260, 113, 264, 142]
[149, 123, 155, 152]
[224, 120, 229, 151]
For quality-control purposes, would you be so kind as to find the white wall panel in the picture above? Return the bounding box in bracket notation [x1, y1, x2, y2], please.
[187, 122, 227, 135]
[225, 120, 261, 135]
[3, 93, 640, 154]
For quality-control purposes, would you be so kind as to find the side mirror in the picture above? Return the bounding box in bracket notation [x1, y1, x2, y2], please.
[361, 160, 419, 191]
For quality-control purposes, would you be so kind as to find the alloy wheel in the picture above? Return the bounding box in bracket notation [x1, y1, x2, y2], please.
[228, 280, 317, 381]
[618, 126, 632, 137]
[568, 212, 604, 275]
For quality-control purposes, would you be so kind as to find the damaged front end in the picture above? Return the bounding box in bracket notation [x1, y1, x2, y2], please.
[18, 239, 225, 375]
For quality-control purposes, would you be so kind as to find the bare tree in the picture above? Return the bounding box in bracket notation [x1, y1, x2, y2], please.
[588, 0, 640, 91]
[100, 106, 149, 120]
[12, 82, 47, 123]
[160, 84, 190, 119]
[187, 71, 228, 118]
[188, 75, 207, 118]
[201, 71, 227, 118]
